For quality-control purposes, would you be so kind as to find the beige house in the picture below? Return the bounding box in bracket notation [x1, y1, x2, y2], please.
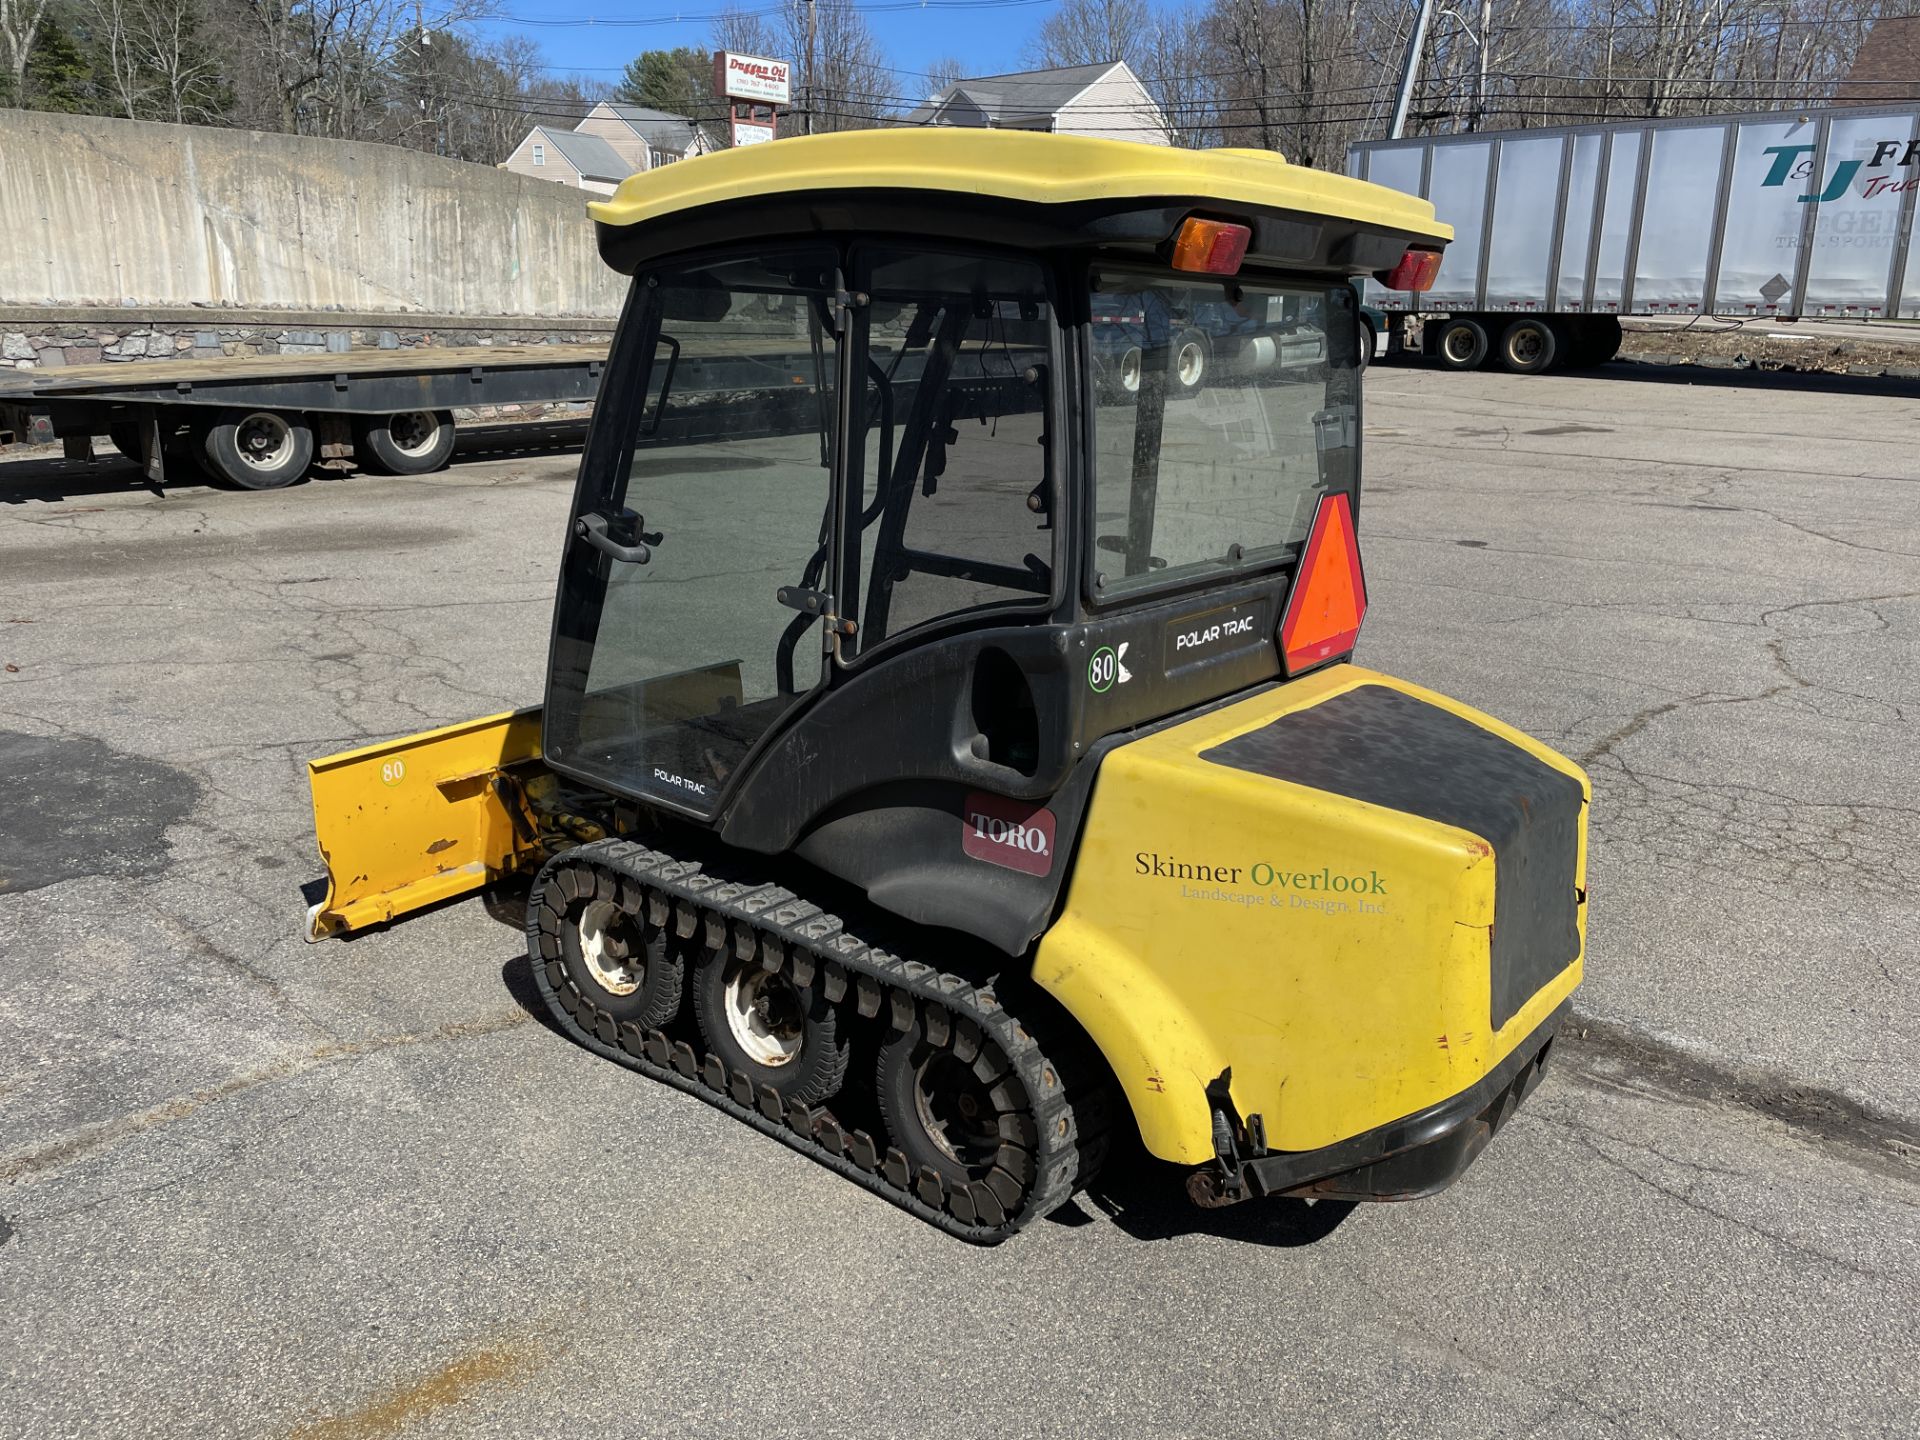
[499, 126, 633, 196]
[575, 103, 716, 170]
[902, 61, 1167, 146]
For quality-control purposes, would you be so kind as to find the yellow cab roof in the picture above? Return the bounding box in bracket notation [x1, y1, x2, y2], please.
[588, 129, 1451, 247]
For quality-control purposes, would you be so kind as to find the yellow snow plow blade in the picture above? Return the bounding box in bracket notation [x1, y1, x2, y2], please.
[305, 708, 546, 941]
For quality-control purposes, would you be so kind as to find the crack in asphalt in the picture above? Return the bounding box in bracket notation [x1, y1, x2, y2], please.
[0, 1009, 532, 1185]
[1555, 1015, 1920, 1182]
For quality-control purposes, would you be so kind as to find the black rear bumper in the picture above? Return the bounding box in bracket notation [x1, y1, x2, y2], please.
[1227, 1002, 1567, 1204]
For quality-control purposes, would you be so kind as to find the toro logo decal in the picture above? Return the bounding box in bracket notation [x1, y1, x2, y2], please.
[961, 792, 1057, 877]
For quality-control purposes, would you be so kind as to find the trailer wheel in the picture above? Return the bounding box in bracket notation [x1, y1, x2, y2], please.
[1171, 330, 1209, 395]
[200, 409, 314, 489]
[1432, 317, 1489, 371]
[108, 423, 143, 465]
[1496, 318, 1559, 375]
[1568, 316, 1623, 368]
[354, 409, 457, 476]
[691, 947, 849, 1105]
[1356, 315, 1375, 372]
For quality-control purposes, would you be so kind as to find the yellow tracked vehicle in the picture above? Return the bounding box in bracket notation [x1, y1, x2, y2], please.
[306, 132, 1589, 1241]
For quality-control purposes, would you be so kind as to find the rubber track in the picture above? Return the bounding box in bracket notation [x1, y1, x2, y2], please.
[525, 837, 1100, 1244]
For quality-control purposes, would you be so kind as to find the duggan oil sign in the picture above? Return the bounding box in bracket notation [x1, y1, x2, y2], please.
[714, 51, 792, 106]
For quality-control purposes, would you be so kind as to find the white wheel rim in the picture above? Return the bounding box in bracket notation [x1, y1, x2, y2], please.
[1120, 348, 1142, 393]
[235, 412, 294, 471]
[578, 899, 640, 996]
[388, 411, 441, 456]
[723, 963, 802, 1067]
[1176, 341, 1204, 386]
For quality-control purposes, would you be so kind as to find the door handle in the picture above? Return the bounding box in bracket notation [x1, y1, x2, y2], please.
[575, 510, 661, 565]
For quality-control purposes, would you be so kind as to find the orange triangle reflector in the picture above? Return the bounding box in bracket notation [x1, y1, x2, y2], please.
[1279, 492, 1367, 676]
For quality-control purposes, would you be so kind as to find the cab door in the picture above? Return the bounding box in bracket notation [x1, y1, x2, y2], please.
[543, 248, 845, 817]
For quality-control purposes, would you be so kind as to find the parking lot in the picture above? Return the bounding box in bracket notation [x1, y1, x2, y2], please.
[1, 364, 1915, 1437]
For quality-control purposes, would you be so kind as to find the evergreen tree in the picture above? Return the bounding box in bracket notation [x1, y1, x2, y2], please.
[615, 46, 712, 118]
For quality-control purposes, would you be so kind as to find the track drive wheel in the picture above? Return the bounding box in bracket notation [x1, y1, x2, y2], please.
[692, 946, 849, 1104]
[550, 870, 684, 1032]
[875, 996, 1104, 1227]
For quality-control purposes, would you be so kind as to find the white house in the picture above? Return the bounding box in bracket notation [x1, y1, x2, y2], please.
[902, 61, 1167, 145]
[499, 126, 633, 196]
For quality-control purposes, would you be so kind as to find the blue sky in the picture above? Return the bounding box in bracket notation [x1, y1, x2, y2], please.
[472, 0, 1106, 104]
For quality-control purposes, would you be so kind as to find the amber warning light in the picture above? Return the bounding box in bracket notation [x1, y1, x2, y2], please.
[1279, 492, 1367, 676]
[1170, 218, 1252, 275]
[1381, 248, 1443, 292]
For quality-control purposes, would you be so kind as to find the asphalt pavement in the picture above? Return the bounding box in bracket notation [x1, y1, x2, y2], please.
[0, 368, 1914, 1438]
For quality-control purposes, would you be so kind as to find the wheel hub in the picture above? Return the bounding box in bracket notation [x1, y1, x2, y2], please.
[388, 411, 440, 455]
[724, 962, 804, 1066]
[235, 413, 293, 469]
[577, 898, 641, 996]
[912, 1052, 1001, 1169]
[1176, 341, 1204, 387]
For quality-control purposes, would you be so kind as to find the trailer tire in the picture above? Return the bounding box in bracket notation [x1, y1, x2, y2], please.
[199, 409, 314, 489]
[108, 422, 143, 465]
[1171, 329, 1209, 395]
[354, 409, 457, 476]
[1432, 317, 1489, 371]
[1356, 315, 1375, 372]
[1496, 318, 1559, 375]
[1569, 316, 1623, 368]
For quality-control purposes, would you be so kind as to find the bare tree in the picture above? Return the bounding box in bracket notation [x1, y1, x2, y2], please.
[711, 0, 886, 135]
[922, 53, 964, 99]
[1025, 0, 1152, 67]
[711, 4, 774, 57]
[83, 0, 225, 122]
[1139, 9, 1215, 145]
[0, 0, 51, 100]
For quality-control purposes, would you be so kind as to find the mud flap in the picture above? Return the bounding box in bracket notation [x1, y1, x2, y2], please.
[305, 707, 546, 941]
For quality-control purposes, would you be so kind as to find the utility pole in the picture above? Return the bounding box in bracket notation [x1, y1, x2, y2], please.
[1388, 0, 1436, 140]
[805, 0, 817, 136]
[1469, 0, 1491, 133]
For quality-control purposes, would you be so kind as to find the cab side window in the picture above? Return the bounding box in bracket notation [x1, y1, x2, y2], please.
[846, 250, 1055, 655]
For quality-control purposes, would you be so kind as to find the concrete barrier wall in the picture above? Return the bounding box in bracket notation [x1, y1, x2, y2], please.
[0, 111, 629, 317]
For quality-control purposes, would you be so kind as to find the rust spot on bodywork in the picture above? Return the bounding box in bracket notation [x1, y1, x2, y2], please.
[425, 837, 457, 855]
[289, 1340, 544, 1439]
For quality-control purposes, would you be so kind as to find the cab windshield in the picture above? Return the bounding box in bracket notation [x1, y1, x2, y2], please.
[1088, 275, 1359, 598]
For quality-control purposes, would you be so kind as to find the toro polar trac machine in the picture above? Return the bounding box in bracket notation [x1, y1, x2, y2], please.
[306, 131, 1591, 1242]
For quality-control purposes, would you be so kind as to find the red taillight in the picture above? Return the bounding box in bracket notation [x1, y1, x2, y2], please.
[1279, 492, 1367, 676]
[1381, 248, 1443, 292]
[1170, 217, 1252, 275]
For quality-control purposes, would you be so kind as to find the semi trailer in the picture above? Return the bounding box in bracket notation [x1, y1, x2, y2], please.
[1349, 101, 1920, 373]
[0, 344, 610, 489]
